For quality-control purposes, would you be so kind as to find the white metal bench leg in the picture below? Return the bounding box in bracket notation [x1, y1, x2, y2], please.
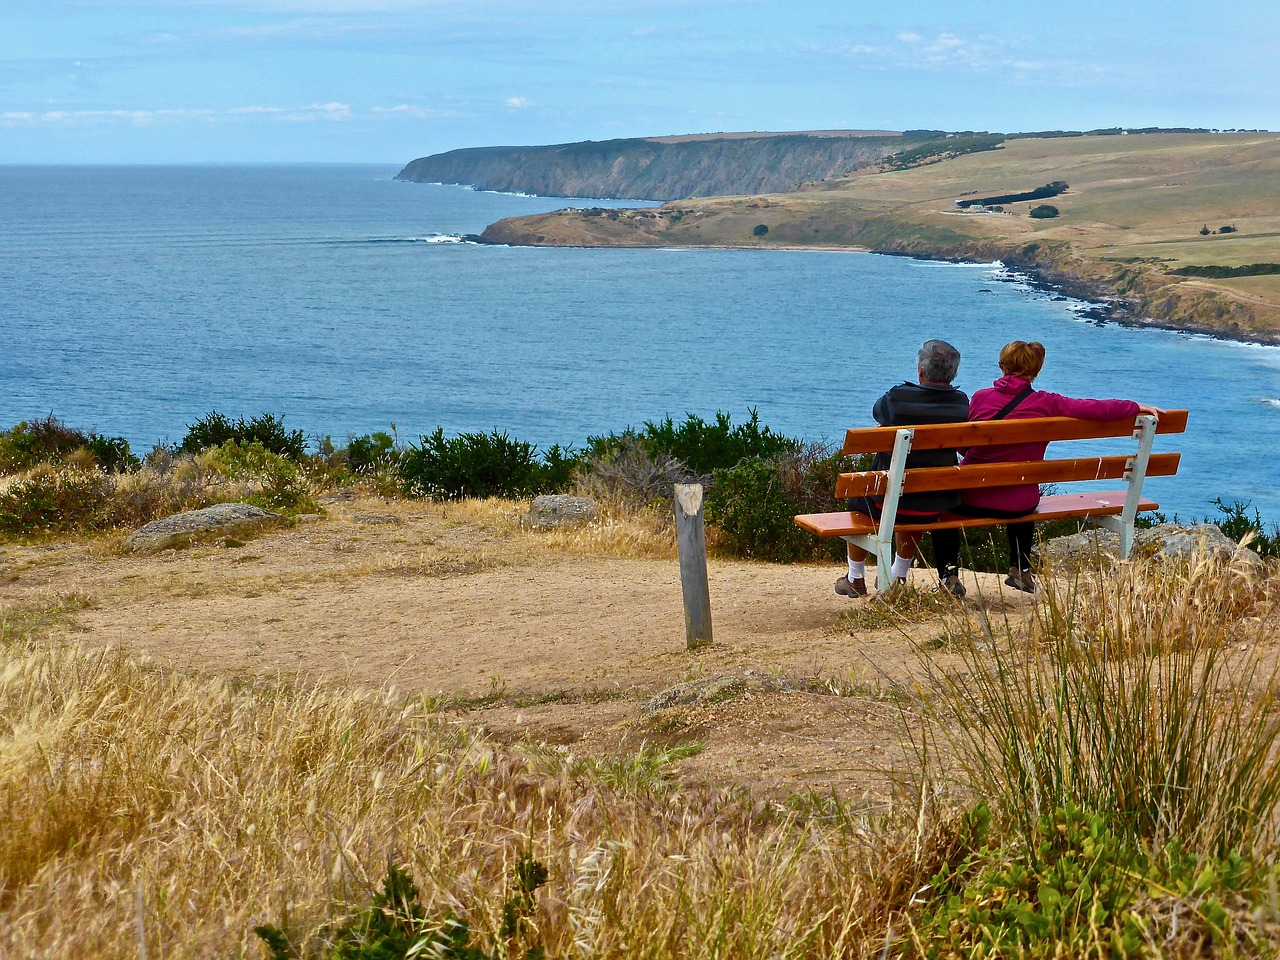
[843, 428, 913, 591]
[1092, 414, 1157, 559]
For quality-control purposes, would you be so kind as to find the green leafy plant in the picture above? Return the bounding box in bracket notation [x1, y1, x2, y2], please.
[1029, 203, 1060, 219]
[255, 856, 548, 960]
[399, 428, 575, 501]
[705, 443, 844, 562]
[203, 440, 316, 512]
[179, 411, 307, 460]
[0, 414, 138, 473]
[0, 465, 112, 535]
[911, 803, 1257, 958]
[586, 409, 797, 477]
[345, 431, 401, 476]
[1208, 497, 1278, 557]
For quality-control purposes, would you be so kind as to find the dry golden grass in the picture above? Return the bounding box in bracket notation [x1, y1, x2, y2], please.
[0, 606, 941, 960]
[5, 516, 1280, 957]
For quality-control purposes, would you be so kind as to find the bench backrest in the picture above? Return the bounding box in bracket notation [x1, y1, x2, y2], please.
[836, 410, 1187, 500]
[841, 409, 1189, 455]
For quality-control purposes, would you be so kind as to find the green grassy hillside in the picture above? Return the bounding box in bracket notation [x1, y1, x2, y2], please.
[481, 132, 1280, 341]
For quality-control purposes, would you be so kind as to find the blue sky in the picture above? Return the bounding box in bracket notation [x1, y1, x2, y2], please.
[3, 0, 1277, 165]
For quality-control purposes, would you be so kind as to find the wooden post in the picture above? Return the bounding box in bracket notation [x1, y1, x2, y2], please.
[674, 483, 712, 649]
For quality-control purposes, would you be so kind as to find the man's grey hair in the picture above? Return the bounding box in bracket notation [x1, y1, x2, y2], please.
[918, 339, 961, 383]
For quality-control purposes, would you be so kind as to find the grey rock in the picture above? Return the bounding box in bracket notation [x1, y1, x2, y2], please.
[353, 512, 402, 525]
[642, 672, 802, 715]
[123, 503, 283, 553]
[1044, 522, 1262, 570]
[528, 494, 597, 529]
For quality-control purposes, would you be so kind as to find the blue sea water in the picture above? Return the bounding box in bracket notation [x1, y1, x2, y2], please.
[2, 163, 1278, 520]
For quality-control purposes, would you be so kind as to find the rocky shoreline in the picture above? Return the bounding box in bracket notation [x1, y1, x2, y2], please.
[477, 216, 1280, 347]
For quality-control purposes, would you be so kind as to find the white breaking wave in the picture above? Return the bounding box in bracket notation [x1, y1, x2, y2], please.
[910, 259, 1003, 269]
[350, 234, 467, 245]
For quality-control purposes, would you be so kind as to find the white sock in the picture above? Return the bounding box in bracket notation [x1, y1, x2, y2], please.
[848, 559, 865, 580]
[891, 555, 912, 579]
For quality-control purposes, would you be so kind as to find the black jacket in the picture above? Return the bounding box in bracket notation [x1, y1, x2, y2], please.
[869, 381, 969, 513]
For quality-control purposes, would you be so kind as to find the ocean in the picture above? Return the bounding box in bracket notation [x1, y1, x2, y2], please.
[2, 163, 1278, 520]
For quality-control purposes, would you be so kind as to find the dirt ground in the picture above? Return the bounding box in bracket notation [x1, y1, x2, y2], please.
[0, 493, 1045, 804]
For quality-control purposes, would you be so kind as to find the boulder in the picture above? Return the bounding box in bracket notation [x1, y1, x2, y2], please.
[123, 503, 283, 554]
[527, 495, 597, 529]
[642, 672, 803, 715]
[1044, 522, 1262, 570]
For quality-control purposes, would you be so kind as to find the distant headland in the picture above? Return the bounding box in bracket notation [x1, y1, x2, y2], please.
[398, 128, 1280, 344]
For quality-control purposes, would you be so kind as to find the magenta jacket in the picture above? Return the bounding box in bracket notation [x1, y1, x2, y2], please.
[960, 375, 1140, 512]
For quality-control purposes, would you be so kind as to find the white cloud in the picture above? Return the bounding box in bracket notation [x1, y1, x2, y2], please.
[374, 103, 446, 119]
[811, 28, 1112, 85]
[504, 96, 531, 108]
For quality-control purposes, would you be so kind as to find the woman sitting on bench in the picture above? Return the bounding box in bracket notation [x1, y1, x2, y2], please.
[957, 340, 1163, 593]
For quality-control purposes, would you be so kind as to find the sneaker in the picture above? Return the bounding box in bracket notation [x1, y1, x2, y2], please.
[940, 574, 967, 598]
[835, 574, 868, 598]
[1005, 567, 1036, 593]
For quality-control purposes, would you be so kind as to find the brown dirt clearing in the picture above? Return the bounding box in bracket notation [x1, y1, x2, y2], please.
[1, 494, 1047, 804]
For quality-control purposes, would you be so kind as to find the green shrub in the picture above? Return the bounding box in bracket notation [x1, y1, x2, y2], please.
[256, 856, 548, 960]
[399, 428, 577, 501]
[203, 440, 316, 512]
[1207, 497, 1278, 557]
[179, 411, 306, 460]
[957, 180, 1068, 209]
[0, 466, 112, 535]
[705, 444, 845, 562]
[1172, 262, 1280, 278]
[0, 414, 138, 473]
[1029, 203, 1060, 219]
[586, 409, 797, 477]
[912, 803, 1258, 958]
[345, 430, 401, 476]
[752, 223, 769, 236]
[82, 433, 139, 472]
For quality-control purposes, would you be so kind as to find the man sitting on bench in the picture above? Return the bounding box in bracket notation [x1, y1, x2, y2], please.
[836, 339, 970, 599]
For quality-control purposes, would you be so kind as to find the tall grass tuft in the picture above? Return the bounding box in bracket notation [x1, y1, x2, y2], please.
[925, 549, 1280, 856]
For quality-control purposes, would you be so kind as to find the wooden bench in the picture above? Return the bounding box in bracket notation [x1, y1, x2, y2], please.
[794, 410, 1189, 591]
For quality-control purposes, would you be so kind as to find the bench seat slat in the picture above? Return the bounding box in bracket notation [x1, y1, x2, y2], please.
[841, 409, 1188, 455]
[835, 452, 1180, 499]
[795, 492, 1160, 539]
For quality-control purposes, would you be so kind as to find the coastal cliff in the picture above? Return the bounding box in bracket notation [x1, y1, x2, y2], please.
[396, 132, 921, 200]
[474, 132, 1280, 343]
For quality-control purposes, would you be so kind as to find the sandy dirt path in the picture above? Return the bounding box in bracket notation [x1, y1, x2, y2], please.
[0, 494, 1037, 802]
